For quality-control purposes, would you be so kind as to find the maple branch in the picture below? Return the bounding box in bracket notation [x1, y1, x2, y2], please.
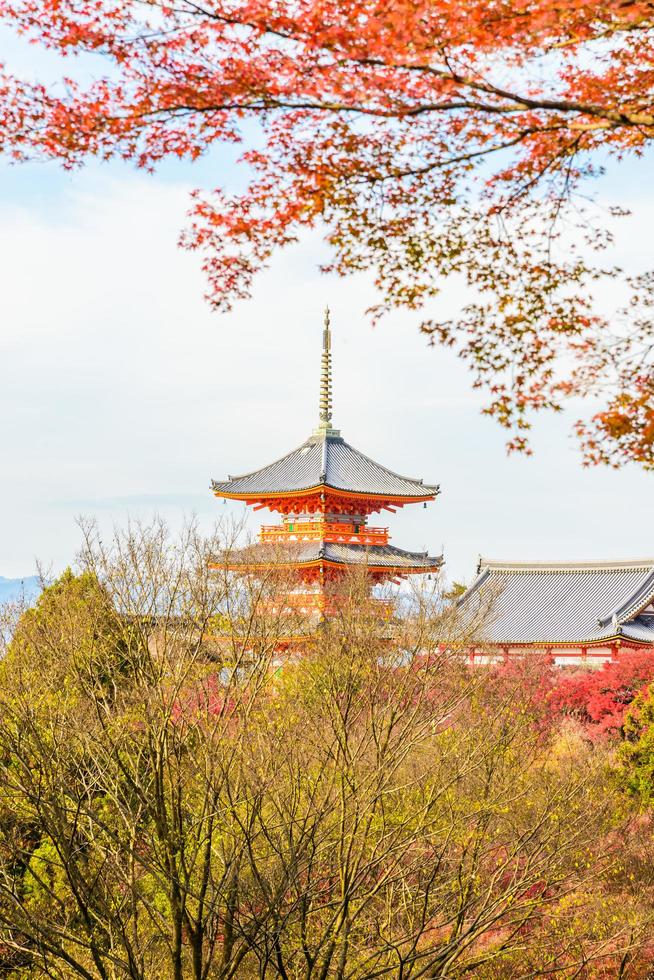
[131, 0, 654, 130]
[350, 127, 567, 183]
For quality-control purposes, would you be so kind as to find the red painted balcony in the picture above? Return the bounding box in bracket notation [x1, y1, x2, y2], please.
[259, 521, 390, 546]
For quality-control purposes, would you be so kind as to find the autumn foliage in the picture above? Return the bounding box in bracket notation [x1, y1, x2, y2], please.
[487, 652, 654, 741]
[544, 652, 654, 739]
[0, 0, 653, 464]
[0, 523, 653, 976]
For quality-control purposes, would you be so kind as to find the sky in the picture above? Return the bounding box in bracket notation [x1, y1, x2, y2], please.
[1, 36, 653, 585]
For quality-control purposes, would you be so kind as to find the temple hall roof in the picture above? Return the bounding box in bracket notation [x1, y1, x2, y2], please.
[222, 540, 443, 573]
[211, 432, 439, 502]
[458, 558, 654, 646]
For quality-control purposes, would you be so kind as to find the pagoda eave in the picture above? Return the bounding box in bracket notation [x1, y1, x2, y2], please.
[210, 558, 442, 579]
[212, 484, 438, 515]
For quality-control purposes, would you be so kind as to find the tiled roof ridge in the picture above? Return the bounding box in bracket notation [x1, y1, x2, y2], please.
[598, 568, 654, 627]
[320, 434, 329, 483]
[218, 435, 317, 484]
[327, 434, 439, 494]
[479, 558, 654, 573]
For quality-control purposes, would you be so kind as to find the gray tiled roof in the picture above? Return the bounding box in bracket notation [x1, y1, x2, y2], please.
[458, 559, 654, 646]
[621, 617, 654, 643]
[212, 433, 439, 500]
[226, 541, 442, 571]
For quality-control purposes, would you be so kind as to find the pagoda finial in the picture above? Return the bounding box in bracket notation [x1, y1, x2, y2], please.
[319, 306, 332, 427]
[314, 307, 340, 437]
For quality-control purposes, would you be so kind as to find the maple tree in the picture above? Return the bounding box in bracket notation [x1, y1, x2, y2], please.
[542, 652, 654, 740]
[486, 653, 654, 741]
[1, 0, 654, 464]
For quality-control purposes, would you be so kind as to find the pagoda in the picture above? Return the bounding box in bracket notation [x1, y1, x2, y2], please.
[211, 311, 442, 616]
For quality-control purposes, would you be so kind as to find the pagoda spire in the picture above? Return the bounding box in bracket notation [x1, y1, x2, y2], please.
[316, 307, 339, 437]
[319, 306, 332, 427]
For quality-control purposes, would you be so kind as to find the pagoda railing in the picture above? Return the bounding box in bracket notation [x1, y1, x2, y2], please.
[266, 591, 396, 618]
[259, 522, 389, 546]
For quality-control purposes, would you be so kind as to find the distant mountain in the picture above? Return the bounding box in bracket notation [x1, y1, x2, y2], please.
[0, 575, 41, 605]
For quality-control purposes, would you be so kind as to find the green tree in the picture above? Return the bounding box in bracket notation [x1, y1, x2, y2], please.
[618, 687, 654, 805]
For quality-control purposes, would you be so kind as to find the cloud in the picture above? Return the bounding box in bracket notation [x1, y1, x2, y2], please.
[0, 170, 653, 582]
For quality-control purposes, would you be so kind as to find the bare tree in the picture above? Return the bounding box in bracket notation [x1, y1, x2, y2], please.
[0, 522, 645, 978]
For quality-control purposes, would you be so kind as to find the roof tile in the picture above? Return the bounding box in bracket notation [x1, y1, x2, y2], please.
[212, 433, 439, 500]
[458, 559, 654, 645]
[225, 540, 443, 571]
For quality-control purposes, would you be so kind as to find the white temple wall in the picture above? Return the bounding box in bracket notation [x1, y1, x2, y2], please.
[468, 646, 622, 667]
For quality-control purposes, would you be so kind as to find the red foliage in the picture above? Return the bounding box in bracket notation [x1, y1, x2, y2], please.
[543, 653, 654, 740]
[484, 654, 554, 718]
[171, 673, 236, 726]
[485, 652, 654, 741]
[1, 0, 654, 463]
